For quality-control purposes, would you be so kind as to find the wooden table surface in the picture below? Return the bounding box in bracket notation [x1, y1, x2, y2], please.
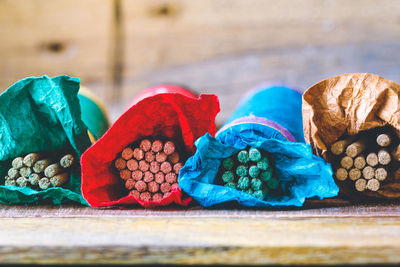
[1, 199, 400, 265]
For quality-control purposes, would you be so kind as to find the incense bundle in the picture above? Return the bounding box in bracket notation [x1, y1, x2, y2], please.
[113, 138, 185, 201]
[4, 152, 75, 190]
[329, 126, 399, 194]
[217, 147, 279, 200]
[81, 85, 219, 208]
[0, 76, 108, 205]
[303, 73, 400, 199]
[179, 84, 338, 208]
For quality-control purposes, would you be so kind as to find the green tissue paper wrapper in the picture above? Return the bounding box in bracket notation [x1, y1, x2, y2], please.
[0, 75, 92, 205]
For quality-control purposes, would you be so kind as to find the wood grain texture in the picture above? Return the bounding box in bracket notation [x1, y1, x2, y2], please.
[0, 0, 112, 98]
[109, 0, 400, 124]
[0, 202, 400, 264]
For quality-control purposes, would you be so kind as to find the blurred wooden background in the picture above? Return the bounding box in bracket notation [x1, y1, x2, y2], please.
[1, 0, 400, 124]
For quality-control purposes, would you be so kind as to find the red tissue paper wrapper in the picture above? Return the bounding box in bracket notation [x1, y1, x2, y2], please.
[81, 85, 220, 208]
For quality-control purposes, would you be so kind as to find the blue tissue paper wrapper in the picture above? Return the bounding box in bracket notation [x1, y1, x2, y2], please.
[179, 85, 339, 208]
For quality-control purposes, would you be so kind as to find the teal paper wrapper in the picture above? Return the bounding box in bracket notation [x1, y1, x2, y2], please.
[0, 75, 92, 205]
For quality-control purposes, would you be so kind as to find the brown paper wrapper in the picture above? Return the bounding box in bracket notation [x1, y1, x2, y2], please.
[303, 73, 400, 199]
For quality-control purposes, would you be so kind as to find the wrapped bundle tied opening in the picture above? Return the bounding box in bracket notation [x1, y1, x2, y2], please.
[0, 75, 109, 205]
[179, 85, 338, 208]
[303, 73, 400, 199]
[81, 85, 220, 208]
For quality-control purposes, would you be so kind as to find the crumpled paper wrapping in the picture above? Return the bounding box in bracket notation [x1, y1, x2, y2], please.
[81, 85, 220, 208]
[303, 73, 400, 198]
[0, 75, 93, 205]
[179, 85, 339, 208]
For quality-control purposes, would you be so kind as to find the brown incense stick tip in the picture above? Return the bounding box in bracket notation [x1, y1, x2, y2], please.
[16, 177, 28, 187]
[121, 147, 134, 160]
[143, 171, 154, 183]
[355, 178, 367, 192]
[149, 161, 160, 173]
[362, 166, 375, 180]
[335, 168, 348, 181]
[160, 182, 171, 193]
[60, 154, 74, 168]
[378, 150, 391, 165]
[140, 139, 152, 152]
[140, 192, 152, 201]
[127, 159, 138, 171]
[367, 178, 380, 191]
[44, 163, 62, 178]
[133, 148, 144, 160]
[139, 160, 150, 172]
[135, 180, 147, 192]
[119, 169, 132, 180]
[349, 168, 361, 181]
[173, 163, 184, 175]
[131, 170, 144, 181]
[7, 168, 19, 179]
[38, 177, 51, 190]
[19, 167, 32, 178]
[168, 152, 180, 164]
[145, 151, 155, 162]
[171, 183, 179, 190]
[161, 161, 172, 174]
[163, 141, 176, 155]
[377, 134, 391, 147]
[155, 172, 165, 184]
[125, 179, 136, 190]
[155, 152, 167, 163]
[366, 153, 379, 167]
[165, 172, 177, 184]
[152, 193, 163, 201]
[33, 159, 52, 173]
[129, 190, 140, 198]
[114, 158, 126, 170]
[392, 145, 400, 161]
[345, 141, 366, 158]
[148, 181, 159, 193]
[12, 157, 24, 169]
[151, 140, 163, 153]
[50, 173, 69, 187]
[375, 167, 388, 181]
[331, 140, 346, 155]
[340, 156, 353, 170]
[354, 156, 366, 169]
[23, 153, 41, 167]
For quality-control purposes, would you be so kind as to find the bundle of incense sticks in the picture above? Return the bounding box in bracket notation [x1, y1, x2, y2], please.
[330, 126, 400, 193]
[218, 147, 280, 200]
[113, 138, 185, 201]
[4, 152, 75, 190]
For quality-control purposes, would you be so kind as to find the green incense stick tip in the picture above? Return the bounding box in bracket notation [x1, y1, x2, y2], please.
[222, 158, 234, 170]
[249, 147, 261, 162]
[267, 177, 279, 190]
[257, 157, 269, 170]
[236, 165, 248, 177]
[245, 188, 254, 195]
[237, 176, 250, 190]
[225, 182, 237, 189]
[222, 171, 234, 183]
[249, 165, 260, 178]
[253, 189, 268, 200]
[251, 178, 263, 191]
[237, 150, 249, 164]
